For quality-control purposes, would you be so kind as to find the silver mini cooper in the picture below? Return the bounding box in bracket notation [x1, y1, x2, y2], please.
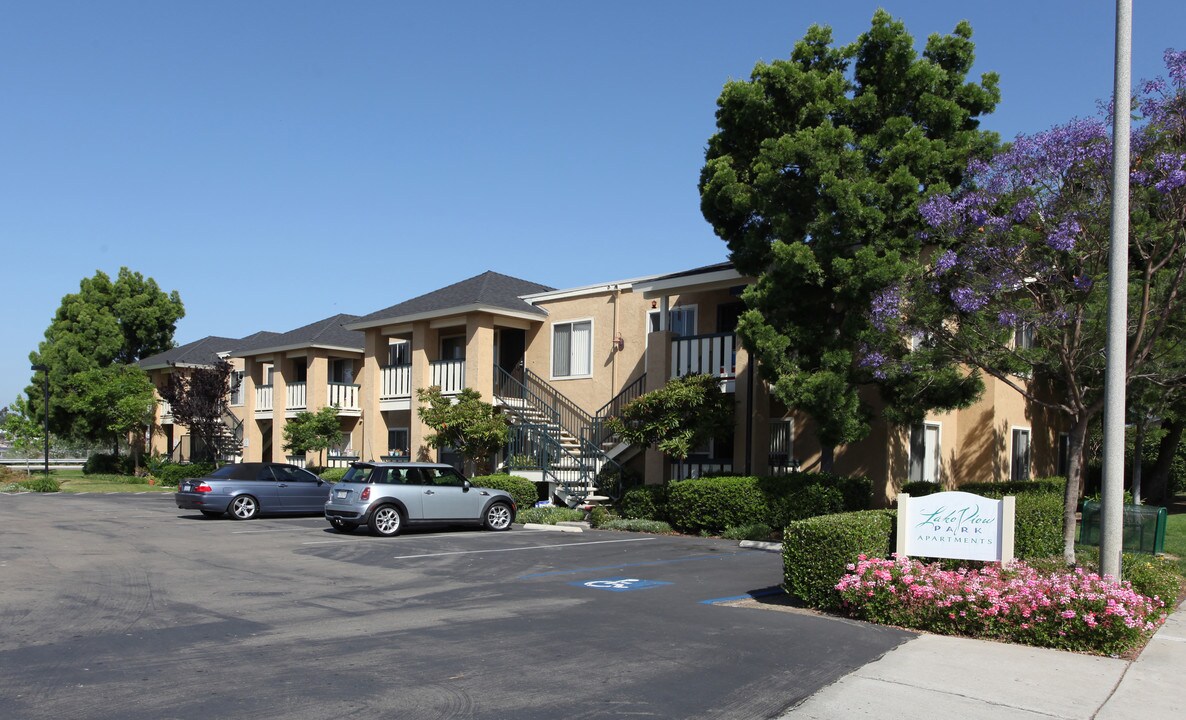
[324, 462, 516, 537]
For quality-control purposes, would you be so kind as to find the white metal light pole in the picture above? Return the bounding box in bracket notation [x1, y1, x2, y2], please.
[1100, 0, 1132, 580]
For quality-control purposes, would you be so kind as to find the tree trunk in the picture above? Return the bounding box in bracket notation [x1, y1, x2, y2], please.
[820, 445, 835, 473]
[1145, 417, 1183, 504]
[1062, 415, 1091, 564]
[1132, 421, 1144, 506]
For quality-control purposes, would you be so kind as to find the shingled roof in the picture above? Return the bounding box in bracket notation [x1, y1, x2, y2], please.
[347, 271, 554, 330]
[139, 335, 246, 370]
[230, 313, 364, 357]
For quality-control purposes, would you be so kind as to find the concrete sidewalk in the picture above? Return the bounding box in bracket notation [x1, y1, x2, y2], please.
[781, 604, 1186, 719]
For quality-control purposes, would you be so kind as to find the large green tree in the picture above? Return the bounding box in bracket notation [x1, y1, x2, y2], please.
[27, 268, 184, 443]
[699, 10, 999, 468]
[66, 365, 157, 467]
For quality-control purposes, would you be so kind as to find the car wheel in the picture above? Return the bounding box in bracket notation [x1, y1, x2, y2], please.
[484, 502, 513, 531]
[228, 495, 260, 521]
[331, 519, 357, 534]
[368, 505, 403, 537]
[200, 510, 223, 519]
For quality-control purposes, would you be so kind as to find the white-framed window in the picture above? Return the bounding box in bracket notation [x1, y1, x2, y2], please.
[387, 340, 410, 366]
[909, 422, 942, 484]
[1015, 322, 1034, 350]
[388, 427, 410, 456]
[552, 319, 593, 378]
[1011, 427, 1032, 481]
[228, 371, 245, 405]
[263, 363, 275, 386]
[649, 305, 698, 337]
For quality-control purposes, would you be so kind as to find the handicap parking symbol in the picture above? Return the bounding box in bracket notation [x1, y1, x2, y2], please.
[574, 577, 672, 592]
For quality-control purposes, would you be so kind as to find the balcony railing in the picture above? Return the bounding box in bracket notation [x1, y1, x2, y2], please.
[430, 359, 466, 395]
[256, 385, 274, 413]
[159, 400, 173, 422]
[286, 381, 308, 411]
[671, 332, 736, 379]
[327, 382, 360, 412]
[380, 364, 412, 399]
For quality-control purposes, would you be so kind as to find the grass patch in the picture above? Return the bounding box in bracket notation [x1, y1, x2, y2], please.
[1163, 503, 1186, 577]
[599, 518, 675, 534]
[60, 472, 171, 493]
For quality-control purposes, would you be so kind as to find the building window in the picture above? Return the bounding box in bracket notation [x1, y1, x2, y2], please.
[228, 371, 245, 405]
[1011, 427, 1032, 482]
[909, 423, 941, 484]
[552, 320, 592, 378]
[440, 335, 466, 360]
[1015, 323, 1034, 350]
[387, 340, 410, 366]
[768, 419, 795, 473]
[649, 305, 698, 337]
[329, 358, 354, 384]
[387, 428, 409, 457]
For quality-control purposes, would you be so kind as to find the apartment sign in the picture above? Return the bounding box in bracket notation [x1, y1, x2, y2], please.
[896, 491, 1015, 564]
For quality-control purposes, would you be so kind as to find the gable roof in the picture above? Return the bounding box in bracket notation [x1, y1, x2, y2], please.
[230, 313, 364, 357]
[346, 271, 554, 331]
[138, 335, 244, 370]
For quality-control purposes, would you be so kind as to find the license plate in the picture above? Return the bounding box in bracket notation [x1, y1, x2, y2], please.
[182, 483, 191, 492]
[335, 490, 349, 499]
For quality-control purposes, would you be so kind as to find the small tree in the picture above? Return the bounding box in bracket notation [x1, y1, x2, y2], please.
[604, 374, 734, 462]
[416, 386, 509, 475]
[66, 365, 156, 469]
[3, 395, 47, 458]
[159, 360, 235, 463]
[283, 406, 342, 467]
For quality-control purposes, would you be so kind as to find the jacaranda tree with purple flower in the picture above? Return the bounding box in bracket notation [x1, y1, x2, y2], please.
[872, 50, 1186, 562]
[699, 10, 999, 468]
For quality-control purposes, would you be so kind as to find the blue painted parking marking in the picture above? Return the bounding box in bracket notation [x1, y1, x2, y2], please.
[698, 586, 786, 604]
[574, 577, 673, 592]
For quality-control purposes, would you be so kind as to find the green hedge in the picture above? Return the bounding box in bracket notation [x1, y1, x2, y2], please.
[18, 476, 62, 493]
[783, 510, 896, 609]
[471, 474, 536, 512]
[319, 468, 348, 482]
[960, 478, 1065, 559]
[620, 485, 667, 521]
[85, 453, 135, 475]
[663, 472, 872, 534]
[154, 462, 216, 488]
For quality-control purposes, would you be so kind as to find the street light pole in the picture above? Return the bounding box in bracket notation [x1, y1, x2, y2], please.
[31, 363, 49, 476]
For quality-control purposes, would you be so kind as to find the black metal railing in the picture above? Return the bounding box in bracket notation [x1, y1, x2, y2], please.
[590, 372, 646, 449]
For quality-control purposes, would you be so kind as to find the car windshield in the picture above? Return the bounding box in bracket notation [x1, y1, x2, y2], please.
[341, 465, 378, 483]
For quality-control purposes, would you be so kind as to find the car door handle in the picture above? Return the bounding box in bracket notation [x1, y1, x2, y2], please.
[424, 490, 435, 495]
[278, 483, 289, 487]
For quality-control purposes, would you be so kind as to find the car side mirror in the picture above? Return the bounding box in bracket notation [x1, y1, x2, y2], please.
[463, 480, 472, 492]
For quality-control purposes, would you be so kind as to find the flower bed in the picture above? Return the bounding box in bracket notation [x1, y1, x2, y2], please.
[835, 555, 1168, 656]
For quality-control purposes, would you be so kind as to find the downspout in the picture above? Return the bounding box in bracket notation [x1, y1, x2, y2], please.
[610, 284, 620, 400]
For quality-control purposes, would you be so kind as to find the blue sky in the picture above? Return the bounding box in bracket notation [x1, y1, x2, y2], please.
[3, 1, 1184, 407]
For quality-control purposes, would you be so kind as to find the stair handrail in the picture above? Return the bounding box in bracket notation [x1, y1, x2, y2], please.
[517, 363, 595, 441]
[590, 372, 647, 449]
[505, 423, 595, 504]
[494, 365, 562, 430]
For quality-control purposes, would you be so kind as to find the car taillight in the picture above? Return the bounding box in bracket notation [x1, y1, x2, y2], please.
[360, 486, 371, 501]
[195, 483, 213, 493]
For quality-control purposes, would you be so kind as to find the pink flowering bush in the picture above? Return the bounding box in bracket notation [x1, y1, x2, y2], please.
[835, 555, 1167, 655]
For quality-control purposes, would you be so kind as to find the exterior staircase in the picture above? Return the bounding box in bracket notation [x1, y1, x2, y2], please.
[494, 364, 632, 507]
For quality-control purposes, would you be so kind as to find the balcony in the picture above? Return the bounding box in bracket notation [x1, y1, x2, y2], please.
[286, 382, 308, 413]
[671, 333, 736, 380]
[380, 364, 412, 400]
[159, 400, 173, 424]
[430, 359, 466, 395]
[327, 382, 361, 416]
[255, 385, 274, 417]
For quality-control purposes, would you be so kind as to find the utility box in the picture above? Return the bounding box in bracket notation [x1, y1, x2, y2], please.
[1078, 501, 1167, 555]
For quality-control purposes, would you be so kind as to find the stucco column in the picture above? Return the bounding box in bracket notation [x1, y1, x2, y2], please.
[409, 321, 435, 462]
[242, 359, 262, 462]
[272, 356, 288, 463]
[360, 331, 386, 461]
[308, 349, 328, 411]
[466, 313, 495, 400]
[643, 329, 673, 485]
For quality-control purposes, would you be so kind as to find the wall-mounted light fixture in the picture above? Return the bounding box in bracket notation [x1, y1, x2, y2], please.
[612, 334, 625, 352]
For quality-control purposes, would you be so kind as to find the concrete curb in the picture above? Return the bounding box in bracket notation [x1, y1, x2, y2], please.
[739, 540, 782, 552]
[522, 522, 584, 533]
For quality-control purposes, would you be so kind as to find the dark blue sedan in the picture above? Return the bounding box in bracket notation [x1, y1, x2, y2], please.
[175, 462, 334, 520]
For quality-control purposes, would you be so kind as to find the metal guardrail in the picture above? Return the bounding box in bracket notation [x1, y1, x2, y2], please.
[0, 458, 87, 468]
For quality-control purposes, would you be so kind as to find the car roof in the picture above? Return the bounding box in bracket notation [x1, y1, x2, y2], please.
[351, 461, 456, 469]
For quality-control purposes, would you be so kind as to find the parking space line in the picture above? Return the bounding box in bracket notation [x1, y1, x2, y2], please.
[517, 551, 754, 579]
[392, 536, 655, 560]
[231, 527, 319, 534]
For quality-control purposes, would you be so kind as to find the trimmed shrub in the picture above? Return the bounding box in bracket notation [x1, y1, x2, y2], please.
[722, 523, 774, 541]
[599, 518, 675, 534]
[154, 462, 216, 488]
[471, 474, 536, 512]
[961, 477, 1066, 497]
[515, 506, 586, 525]
[960, 479, 1064, 559]
[319, 468, 348, 483]
[620, 484, 667, 521]
[18, 476, 61, 493]
[666, 476, 770, 533]
[85, 453, 134, 475]
[587, 505, 612, 528]
[900, 480, 942, 497]
[783, 509, 896, 609]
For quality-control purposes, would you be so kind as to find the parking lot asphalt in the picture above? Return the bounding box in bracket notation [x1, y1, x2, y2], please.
[0, 493, 912, 719]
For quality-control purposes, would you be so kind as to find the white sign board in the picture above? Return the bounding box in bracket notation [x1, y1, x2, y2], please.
[896, 491, 1015, 564]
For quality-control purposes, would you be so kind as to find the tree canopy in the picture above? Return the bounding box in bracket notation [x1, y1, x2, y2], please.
[871, 50, 1186, 561]
[605, 373, 733, 460]
[416, 386, 509, 475]
[159, 359, 238, 463]
[699, 10, 1000, 466]
[27, 268, 184, 443]
[283, 405, 342, 467]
